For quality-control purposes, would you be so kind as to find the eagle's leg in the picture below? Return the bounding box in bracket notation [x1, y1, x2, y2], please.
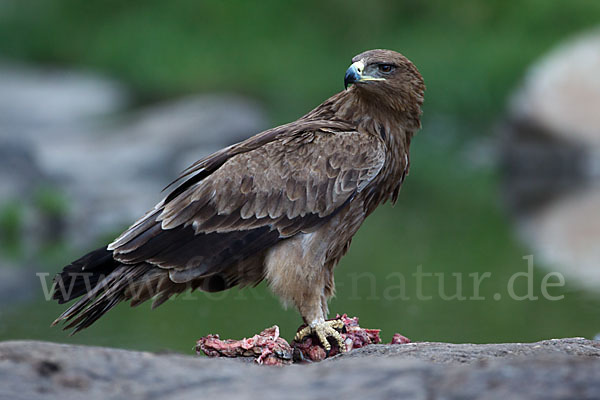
[293, 274, 345, 352]
[264, 233, 346, 351]
[294, 318, 345, 352]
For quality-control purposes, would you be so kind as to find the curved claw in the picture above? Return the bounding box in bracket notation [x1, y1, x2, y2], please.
[295, 319, 346, 352]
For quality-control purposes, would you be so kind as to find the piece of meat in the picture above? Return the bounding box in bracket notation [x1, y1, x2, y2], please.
[196, 325, 293, 366]
[391, 332, 411, 344]
[196, 315, 410, 365]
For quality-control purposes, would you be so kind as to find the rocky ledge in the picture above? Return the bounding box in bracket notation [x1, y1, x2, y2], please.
[0, 338, 599, 400]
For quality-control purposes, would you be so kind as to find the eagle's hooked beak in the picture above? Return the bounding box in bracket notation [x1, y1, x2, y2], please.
[344, 59, 385, 90]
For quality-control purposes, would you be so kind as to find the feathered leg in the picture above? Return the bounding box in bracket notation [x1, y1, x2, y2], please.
[264, 237, 345, 351]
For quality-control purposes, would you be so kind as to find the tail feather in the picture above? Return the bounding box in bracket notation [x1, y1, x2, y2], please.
[51, 246, 156, 333]
[53, 247, 120, 304]
[52, 245, 237, 334]
[52, 262, 157, 333]
[60, 269, 138, 332]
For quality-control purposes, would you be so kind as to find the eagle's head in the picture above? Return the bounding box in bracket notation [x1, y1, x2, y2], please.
[344, 49, 424, 114]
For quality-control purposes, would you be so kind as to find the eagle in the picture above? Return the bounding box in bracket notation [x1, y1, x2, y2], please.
[52, 49, 425, 351]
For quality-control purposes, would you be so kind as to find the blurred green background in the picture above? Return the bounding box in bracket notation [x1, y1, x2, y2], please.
[1, 0, 599, 353]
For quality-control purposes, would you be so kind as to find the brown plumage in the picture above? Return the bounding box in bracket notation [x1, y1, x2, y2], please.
[52, 49, 424, 346]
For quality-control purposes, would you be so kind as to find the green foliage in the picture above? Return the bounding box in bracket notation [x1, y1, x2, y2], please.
[0, 187, 70, 264]
[1, 0, 599, 125]
[0, 201, 24, 259]
[34, 187, 67, 219]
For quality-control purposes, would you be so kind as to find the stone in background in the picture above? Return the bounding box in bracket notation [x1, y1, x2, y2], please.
[502, 28, 600, 290]
[0, 61, 268, 248]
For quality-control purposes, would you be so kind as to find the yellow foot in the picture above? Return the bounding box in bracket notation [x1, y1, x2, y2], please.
[294, 318, 346, 352]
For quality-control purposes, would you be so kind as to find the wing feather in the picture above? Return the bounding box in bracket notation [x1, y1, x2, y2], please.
[108, 123, 386, 285]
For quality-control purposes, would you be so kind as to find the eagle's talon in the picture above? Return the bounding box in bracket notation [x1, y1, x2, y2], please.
[294, 319, 346, 352]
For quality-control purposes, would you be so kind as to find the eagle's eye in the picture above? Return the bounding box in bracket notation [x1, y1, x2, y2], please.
[378, 64, 394, 73]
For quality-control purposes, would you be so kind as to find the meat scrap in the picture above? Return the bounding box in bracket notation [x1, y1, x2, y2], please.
[196, 315, 410, 365]
[391, 332, 411, 344]
[196, 325, 293, 366]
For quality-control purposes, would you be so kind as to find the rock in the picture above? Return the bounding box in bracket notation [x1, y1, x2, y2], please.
[331, 337, 600, 363]
[43, 93, 267, 246]
[0, 140, 46, 200]
[517, 187, 600, 290]
[509, 29, 600, 148]
[0, 338, 598, 399]
[502, 28, 600, 212]
[0, 61, 128, 127]
[0, 62, 268, 247]
[501, 28, 600, 290]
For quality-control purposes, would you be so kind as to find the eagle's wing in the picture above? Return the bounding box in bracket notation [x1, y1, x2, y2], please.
[107, 123, 386, 290]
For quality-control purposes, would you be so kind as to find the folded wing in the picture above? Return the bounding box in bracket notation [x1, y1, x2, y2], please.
[108, 125, 386, 287]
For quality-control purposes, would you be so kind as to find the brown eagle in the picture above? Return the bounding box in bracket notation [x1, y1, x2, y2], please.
[52, 49, 425, 350]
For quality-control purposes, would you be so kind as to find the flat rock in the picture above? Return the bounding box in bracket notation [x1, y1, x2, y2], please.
[333, 337, 600, 363]
[0, 338, 598, 400]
